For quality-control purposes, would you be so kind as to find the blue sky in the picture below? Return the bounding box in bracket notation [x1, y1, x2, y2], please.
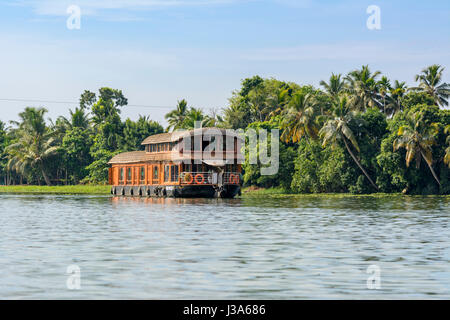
[0, 0, 449, 125]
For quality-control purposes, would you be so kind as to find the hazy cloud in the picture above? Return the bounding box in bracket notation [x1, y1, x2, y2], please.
[13, 0, 241, 16]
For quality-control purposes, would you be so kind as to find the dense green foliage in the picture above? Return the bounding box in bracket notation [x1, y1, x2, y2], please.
[0, 88, 163, 185]
[223, 65, 449, 195]
[0, 65, 449, 194]
[0, 120, 8, 184]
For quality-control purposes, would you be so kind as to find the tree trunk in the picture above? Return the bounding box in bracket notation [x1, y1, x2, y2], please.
[420, 150, 441, 187]
[343, 138, 379, 190]
[40, 161, 52, 186]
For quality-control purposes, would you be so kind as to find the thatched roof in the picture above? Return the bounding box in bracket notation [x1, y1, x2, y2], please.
[108, 151, 187, 164]
[141, 128, 243, 145]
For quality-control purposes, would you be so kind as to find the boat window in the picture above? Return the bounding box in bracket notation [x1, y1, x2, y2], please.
[153, 166, 158, 179]
[127, 168, 132, 181]
[164, 165, 170, 182]
[171, 165, 179, 182]
[120, 168, 124, 181]
[140, 167, 145, 181]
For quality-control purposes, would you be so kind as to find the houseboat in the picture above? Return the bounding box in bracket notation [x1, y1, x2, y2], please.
[108, 128, 244, 198]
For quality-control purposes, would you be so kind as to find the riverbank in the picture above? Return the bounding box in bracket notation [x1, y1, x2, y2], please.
[0, 185, 111, 195]
[0, 185, 448, 198]
[240, 187, 450, 198]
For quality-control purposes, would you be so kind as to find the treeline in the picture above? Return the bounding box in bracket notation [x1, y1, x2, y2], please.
[0, 65, 449, 194]
[0, 88, 163, 185]
[228, 65, 450, 195]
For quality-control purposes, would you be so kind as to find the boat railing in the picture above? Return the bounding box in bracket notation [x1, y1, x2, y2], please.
[179, 172, 213, 185]
[179, 172, 240, 185]
[223, 172, 240, 185]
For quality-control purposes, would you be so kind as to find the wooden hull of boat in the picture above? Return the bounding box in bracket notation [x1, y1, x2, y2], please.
[111, 184, 241, 199]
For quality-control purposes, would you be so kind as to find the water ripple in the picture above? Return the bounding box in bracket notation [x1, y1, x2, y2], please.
[0, 194, 449, 299]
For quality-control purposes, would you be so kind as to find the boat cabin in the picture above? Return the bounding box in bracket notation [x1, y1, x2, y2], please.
[108, 128, 244, 198]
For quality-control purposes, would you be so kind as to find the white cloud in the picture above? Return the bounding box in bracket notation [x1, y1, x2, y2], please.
[13, 0, 240, 16]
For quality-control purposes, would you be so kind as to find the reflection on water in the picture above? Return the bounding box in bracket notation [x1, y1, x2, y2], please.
[0, 194, 449, 299]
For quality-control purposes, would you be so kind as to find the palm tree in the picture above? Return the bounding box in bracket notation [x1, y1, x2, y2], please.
[413, 64, 450, 107]
[319, 96, 378, 190]
[279, 91, 319, 143]
[6, 107, 58, 186]
[247, 87, 270, 122]
[182, 108, 205, 129]
[202, 109, 224, 128]
[265, 88, 290, 119]
[378, 76, 391, 114]
[345, 65, 381, 111]
[320, 73, 346, 99]
[386, 80, 407, 116]
[444, 125, 450, 168]
[393, 112, 441, 186]
[223, 101, 250, 129]
[53, 107, 91, 141]
[165, 99, 188, 131]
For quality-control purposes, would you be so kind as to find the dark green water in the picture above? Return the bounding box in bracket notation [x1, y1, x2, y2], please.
[0, 194, 449, 299]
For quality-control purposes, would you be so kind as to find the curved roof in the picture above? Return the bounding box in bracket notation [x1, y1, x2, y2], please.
[108, 151, 182, 164]
[140, 132, 176, 145]
[108, 151, 147, 164]
[141, 127, 244, 145]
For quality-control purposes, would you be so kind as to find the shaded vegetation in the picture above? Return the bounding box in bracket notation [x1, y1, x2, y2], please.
[0, 64, 449, 195]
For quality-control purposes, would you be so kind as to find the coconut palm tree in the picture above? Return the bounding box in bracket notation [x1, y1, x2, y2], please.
[6, 107, 58, 186]
[279, 91, 319, 143]
[444, 125, 450, 168]
[386, 80, 407, 116]
[182, 108, 205, 129]
[393, 112, 441, 186]
[378, 76, 391, 114]
[0, 120, 8, 184]
[345, 65, 381, 111]
[165, 99, 189, 131]
[202, 109, 224, 128]
[265, 87, 290, 119]
[247, 87, 270, 122]
[52, 107, 91, 142]
[413, 64, 450, 107]
[319, 96, 378, 190]
[320, 73, 346, 99]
